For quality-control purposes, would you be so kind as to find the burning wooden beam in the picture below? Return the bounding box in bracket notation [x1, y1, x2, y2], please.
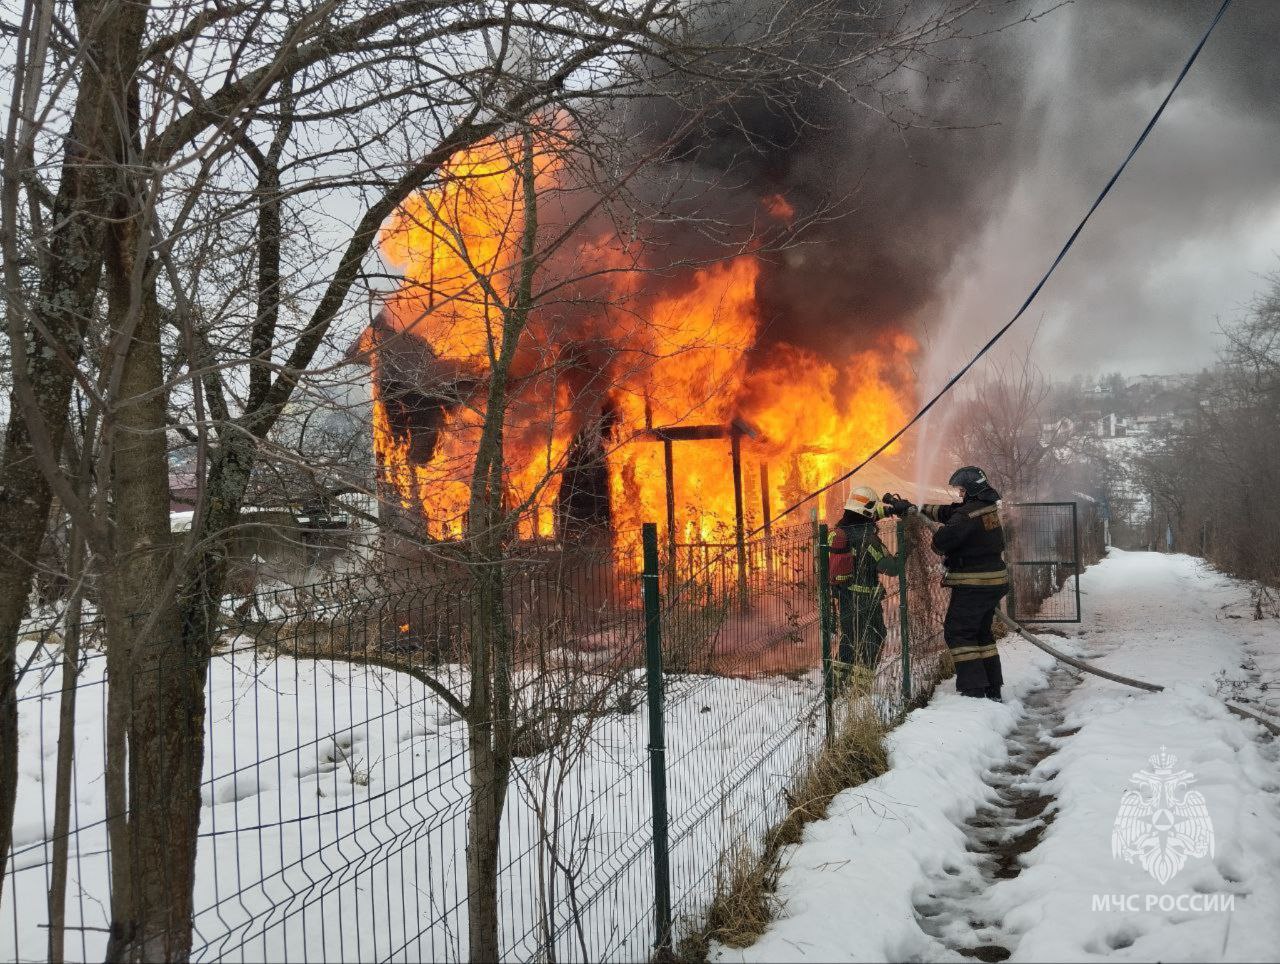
[760, 461, 774, 575]
[639, 419, 762, 603]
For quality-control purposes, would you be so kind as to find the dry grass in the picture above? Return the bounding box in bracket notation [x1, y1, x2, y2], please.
[676, 685, 889, 961]
[767, 700, 888, 852]
[673, 836, 775, 962]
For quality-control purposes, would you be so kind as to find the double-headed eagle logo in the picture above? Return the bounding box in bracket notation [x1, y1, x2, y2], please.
[1111, 747, 1214, 884]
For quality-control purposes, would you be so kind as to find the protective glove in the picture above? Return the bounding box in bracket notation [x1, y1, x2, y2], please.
[881, 493, 916, 517]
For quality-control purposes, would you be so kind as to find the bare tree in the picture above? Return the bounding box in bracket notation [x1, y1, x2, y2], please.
[1132, 270, 1280, 581]
[947, 356, 1065, 500]
[1, 1, 997, 958]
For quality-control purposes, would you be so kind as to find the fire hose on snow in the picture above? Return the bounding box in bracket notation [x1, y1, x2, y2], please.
[996, 611, 1280, 738]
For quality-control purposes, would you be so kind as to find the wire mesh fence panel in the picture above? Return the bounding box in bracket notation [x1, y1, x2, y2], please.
[1, 516, 953, 964]
[1004, 502, 1083, 623]
[657, 522, 824, 950]
[870, 517, 951, 718]
[1, 544, 652, 964]
[655, 516, 952, 951]
[494, 555, 657, 964]
[865, 519, 910, 721]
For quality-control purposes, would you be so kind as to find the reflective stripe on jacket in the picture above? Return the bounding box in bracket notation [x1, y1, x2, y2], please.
[921, 499, 1010, 589]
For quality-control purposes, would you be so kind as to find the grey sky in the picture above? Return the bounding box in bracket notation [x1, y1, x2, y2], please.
[935, 0, 1280, 379]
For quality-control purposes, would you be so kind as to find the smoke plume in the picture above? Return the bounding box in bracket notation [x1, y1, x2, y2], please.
[631, 0, 1280, 379]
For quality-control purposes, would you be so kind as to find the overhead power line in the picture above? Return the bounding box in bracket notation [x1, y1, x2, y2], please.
[761, 0, 1234, 529]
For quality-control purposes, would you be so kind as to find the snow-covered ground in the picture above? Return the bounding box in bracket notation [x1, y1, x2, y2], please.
[716, 550, 1280, 963]
[2, 637, 823, 962]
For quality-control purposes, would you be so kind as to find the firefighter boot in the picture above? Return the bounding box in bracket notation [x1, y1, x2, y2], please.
[985, 686, 1003, 702]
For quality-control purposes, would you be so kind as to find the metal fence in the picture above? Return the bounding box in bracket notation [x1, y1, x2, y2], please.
[1005, 500, 1108, 623]
[3, 516, 952, 963]
[639, 516, 951, 958]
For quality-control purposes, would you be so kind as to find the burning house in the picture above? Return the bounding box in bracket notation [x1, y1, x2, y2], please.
[354, 126, 921, 555]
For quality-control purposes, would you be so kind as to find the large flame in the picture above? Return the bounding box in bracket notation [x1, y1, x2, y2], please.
[372, 131, 572, 539]
[370, 128, 916, 544]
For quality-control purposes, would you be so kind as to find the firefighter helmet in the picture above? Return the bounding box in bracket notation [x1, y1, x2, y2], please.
[844, 485, 880, 518]
[948, 465, 990, 496]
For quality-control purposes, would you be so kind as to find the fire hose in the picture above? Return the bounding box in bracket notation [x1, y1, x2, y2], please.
[996, 611, 1280, 738]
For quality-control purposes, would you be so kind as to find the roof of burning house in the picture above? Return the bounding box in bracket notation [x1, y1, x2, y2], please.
[346, 311, 477, 393]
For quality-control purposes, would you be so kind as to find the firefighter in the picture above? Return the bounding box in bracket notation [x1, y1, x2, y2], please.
[886, 466, 1009, 701]
[827, 486, 902, 684]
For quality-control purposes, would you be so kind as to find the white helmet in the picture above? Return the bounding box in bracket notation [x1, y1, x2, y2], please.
[844, 485, 880, 519]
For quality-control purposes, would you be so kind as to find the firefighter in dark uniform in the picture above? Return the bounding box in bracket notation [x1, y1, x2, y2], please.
[885, 466, 1009, 700]
[827, 486, 902, 682]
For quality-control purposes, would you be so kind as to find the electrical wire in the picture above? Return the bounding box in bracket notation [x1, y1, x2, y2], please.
[757, 0, 1235, 531]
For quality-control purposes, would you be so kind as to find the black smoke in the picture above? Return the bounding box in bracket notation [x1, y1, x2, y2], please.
[617, 1, 1036, 369]
[620, 0, 1280, 377]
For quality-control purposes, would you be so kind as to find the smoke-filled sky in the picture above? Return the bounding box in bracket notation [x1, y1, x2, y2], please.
[941, 0, 1280, 378]
[653, 0, 1280, 382]
[361, 0, 1280, 395]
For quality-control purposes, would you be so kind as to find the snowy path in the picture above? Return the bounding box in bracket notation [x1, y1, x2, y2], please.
[714, 550, 1280, 963]
[912, 660, 1079, 962]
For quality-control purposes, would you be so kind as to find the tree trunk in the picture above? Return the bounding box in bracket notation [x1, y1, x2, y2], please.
[99, 205, 200, 960]
[47, 560, 83, 964]
[0, 0, 151, 896]
[47, 418, 98, 963]
[465, 446, 516, 962]
[465, 702, 507, 962]
[463, 128, 537, 963]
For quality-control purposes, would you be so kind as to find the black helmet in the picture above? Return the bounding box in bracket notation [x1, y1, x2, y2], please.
[948, 465, 990, 496]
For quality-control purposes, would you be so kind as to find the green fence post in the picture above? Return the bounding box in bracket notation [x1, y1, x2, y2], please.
[816, 523, 834, 742]
[897, 519, 911, 707]
[641, 523, 673, 956]
[1071, 500, 1083, 625]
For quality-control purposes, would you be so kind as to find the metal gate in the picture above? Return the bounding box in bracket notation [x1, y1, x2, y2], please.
[1004, 501, 1082, 623]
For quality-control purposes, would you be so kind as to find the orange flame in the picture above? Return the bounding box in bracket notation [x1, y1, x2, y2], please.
[371, 127, 915, 544]
[372, 130, 572, 539]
